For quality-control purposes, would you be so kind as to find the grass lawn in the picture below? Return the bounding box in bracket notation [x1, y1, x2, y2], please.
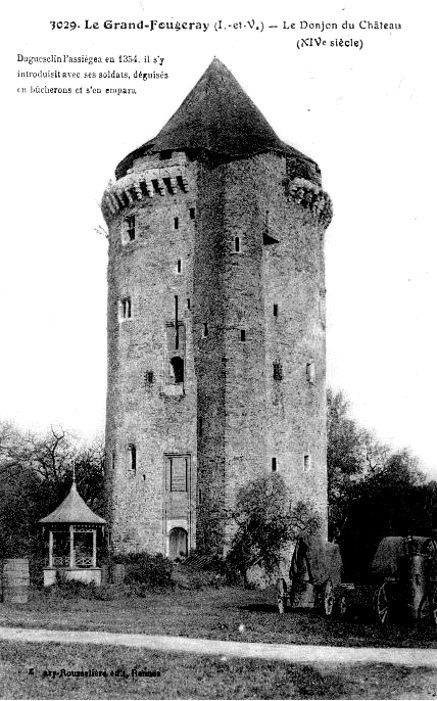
[2, 587, 437, 698]
[1, 640, 437, 699]
[1, 586, 437, 649]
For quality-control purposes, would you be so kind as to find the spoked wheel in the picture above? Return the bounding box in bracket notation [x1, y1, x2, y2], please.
[419, 594, 430, 623]
[431, 588, 437, 627]
[277, 578, 288, 614]
[419, 588, 437, 627]
[335, 592, 348, 618]
[375, 582, 392, 626]
[422, 539, 437, 559]
[321, 578, 335, 617]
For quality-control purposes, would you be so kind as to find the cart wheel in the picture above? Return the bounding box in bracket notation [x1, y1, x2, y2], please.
[335, 592, 348, 618]
[375, 582, 392, 626]
[419, 594, 430, 623]
[431, 588, 437, 627]
[277, 578, 287, 614]
[423, 538, 437, 559]
[419, 588, 437, 627]
[321, 578, 335, 617]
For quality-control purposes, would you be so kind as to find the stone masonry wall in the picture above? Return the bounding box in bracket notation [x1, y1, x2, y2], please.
[193, 151, 330, 553]
[103, 147, 331, 556]
[261, 154, 329, 536]
[193, 158, 227, 553]
[221, 157, 269, 546]
[104, 151, 198, 554]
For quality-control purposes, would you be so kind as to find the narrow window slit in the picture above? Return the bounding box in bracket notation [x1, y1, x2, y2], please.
[174, 296, 179, 350]
[120, 297, 132, 320]
[144, 371, 154, 387]
[306, 361, 315, 384]
[273, 362, 283, 380]
[128, 444, 137, 473]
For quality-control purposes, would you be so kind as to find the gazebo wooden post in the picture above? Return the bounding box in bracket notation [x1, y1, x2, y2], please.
[92, 530, 97, 568]
[48, 530, 53, 568]
[69, 525, 75, 568]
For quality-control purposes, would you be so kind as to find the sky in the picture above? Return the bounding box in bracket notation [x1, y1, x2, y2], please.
[2, 1, 437, 474]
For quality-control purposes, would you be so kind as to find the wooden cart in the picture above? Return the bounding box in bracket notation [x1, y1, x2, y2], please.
[277, 535, 343, 617]
[339, 535, 437, 626]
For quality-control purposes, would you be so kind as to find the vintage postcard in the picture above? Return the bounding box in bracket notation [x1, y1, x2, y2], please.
[1, 0, 436, 698]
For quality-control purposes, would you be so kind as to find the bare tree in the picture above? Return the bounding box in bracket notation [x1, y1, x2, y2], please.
[0, 420, 105, 556]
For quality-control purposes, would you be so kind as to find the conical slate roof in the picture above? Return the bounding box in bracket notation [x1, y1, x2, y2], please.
[39, 479, 105, 525]
[115, 58, 316, 179]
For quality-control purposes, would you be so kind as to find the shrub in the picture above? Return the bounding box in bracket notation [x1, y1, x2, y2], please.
[122, 552, 174, 591]
[40, 575, 95, 600]
[54, 573, 98, 599]
[29, 553, 46, 588]
[41, 575, 130, 602]
[170, 551, 237, 589]
[171, 565, 227, 590]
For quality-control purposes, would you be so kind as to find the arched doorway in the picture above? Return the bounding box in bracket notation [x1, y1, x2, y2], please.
[169, 527, 188, 559]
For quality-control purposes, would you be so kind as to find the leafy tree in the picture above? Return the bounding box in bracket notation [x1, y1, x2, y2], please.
[327, 389, 363, 483]
[0, 421, 41, 557]
[340, 448, 428, 578]
[326, 389, 434, 577]
[327, 388, 396, 540]
[360, 428, 390, 476]
[0, 462, 40, 558]
[226, 474, 320, 586]
[327, 388, 367, 540]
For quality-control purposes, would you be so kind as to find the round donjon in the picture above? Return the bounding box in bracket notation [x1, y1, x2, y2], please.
[101, 58, 333, 558]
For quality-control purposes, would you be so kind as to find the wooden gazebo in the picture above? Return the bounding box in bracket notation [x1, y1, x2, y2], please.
[39, 474, 106, 586]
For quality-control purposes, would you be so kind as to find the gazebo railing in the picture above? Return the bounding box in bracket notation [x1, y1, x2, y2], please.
[76, 556, 93, 568]
[51, 555, 95, 568]
[52, 556, 70, 568]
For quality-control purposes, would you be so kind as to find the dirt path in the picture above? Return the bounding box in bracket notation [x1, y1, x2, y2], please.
[1, 625, 437, 667]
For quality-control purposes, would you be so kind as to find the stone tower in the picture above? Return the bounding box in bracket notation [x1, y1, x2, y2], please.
[101, 59, 332, 558]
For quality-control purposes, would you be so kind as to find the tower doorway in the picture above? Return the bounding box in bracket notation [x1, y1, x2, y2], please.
[169, 527, 188, 559]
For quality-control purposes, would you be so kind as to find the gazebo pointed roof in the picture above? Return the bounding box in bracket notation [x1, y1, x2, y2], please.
[115, 58, 318, 179]
[39, 478, 105, 525]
